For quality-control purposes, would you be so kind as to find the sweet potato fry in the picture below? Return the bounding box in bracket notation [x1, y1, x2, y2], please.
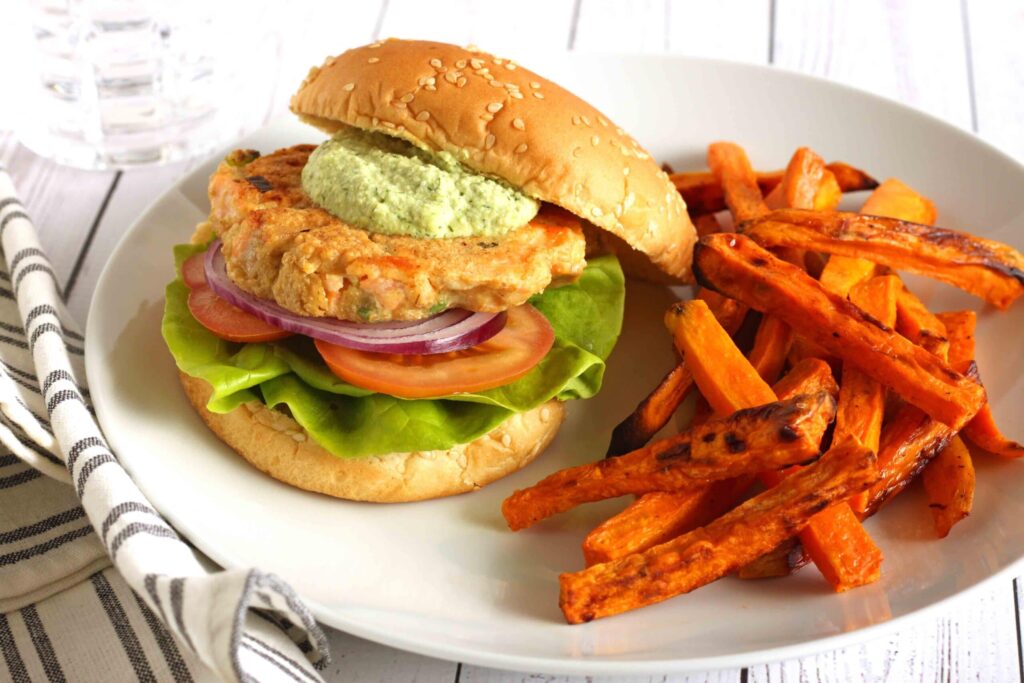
[502, 392, 836, 530]
[707, 142, 770, 223]
[772, 357, 838, 399]
[671, 162, 878, 216]
[667, 296, 882, 591]
[738, 538, 810, 579]
[921, 436, 975, 538]
[861, 178, 937, 225]
[764, 148, 828, 211]
[693, 213, 724, 238]
[665, 299, 776, 412]
[693, 234, 986, 429]
[606, 363, 695, 457]
[585, 358, 837, 567]
[748, 315, 793, 385]
[840, 275, 900, 515]
[813, 169, 843, 211]
[581, 478, 753, 567]
[819, 257, 878, 297]
[895, 282, 950, 360]
[559, 440, 878, 623]
[937, 310, 1024, 458]
[741, 209, 1024, 309]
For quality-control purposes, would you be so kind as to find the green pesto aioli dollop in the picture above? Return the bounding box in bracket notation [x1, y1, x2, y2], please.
[300, 127, 539, 238]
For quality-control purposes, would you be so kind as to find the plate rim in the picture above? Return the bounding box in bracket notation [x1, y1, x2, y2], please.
[85, 52, 1024, 674]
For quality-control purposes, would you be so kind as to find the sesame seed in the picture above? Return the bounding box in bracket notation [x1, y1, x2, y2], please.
[591, 135, 600, 145]
[368, 57, 380, 64]
[471, 58, 484, 69]
[599, 116, 609, 127]
[623, 167, 630, 176]
[400, 93, 415, 103]
[501, 433, 512, 447]
[394, 102, 406, 109]
[456, 59, 468, 68]
[485, 134, 496, 149]
[616, 127, 625, 136]
[540, 406, 551, 422]
[445, 71, 458, 83]
[457, 77, 467, 87]
[514, 143, 528, 154]
[486, 102, 503, 113]
[532, 92, 544, 99]
[581, 115, 591, 126]
[418, 77, 430, 86]
[571, 115, 581, 125]
[368, 42, 382, 49]
[475, 67, 490, 75]
[415, 111, 430, 121]
[489, 80, 504, 88]
[481, 113, 493, 122]
[382, 120, 395, 128]
[530, 81, 541, 89]
[512, 118, 525, 130]
[511, 92, 523, 99]
[591, 207, 603, 217]
[505, 63, 517, 70]
[493, 57, 504, 65]
[343, 82, 355, 91]
[371, 116, 379, 126]
[624, 192, 636, 209]
[425, 84, 436, 91]
[429, 58, 442, 68]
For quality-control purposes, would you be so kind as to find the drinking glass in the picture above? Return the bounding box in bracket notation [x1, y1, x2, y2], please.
[16, 0, 283, 170]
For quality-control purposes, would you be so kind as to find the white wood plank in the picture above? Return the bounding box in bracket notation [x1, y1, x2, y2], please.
[749, 581, 1020, 682]
[965, 0, 1024, 162]
[666, 0, 770, 63]
[379, 0, 578, 55]
[574, 0, 668, 51]
[459, 667, 741, 683]
[0, 133, 116, 286]
[773, 0, 973, 129]
[320, 628, 457, 683]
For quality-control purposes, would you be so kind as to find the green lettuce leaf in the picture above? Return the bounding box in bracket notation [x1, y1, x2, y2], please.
[162, 243, 624, 457]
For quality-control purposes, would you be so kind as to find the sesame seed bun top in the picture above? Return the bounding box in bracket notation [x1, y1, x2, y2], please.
[290, 39, 695, 281]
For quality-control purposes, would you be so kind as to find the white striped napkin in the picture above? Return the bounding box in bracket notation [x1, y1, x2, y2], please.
[0, 165, 329, 683]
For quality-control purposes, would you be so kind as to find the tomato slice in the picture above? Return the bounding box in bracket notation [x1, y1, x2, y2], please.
[187, 285, 292, 343]
[315, 305, 555, 398]
[182, 251, 208, 289]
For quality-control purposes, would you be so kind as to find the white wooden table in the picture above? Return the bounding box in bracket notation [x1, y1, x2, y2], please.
[3, 1, 1023, 680]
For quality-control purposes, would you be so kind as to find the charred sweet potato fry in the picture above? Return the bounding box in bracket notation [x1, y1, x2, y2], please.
[895, 282, 950, 360]
[738, 538, 810, 579]
[861, 178, 937, 225]
[586, 358, 837, 567]
[707, 142, 771, 223]
[937, 310, 1024, 458]
[671, 162, 878, 216]
[862, 400, 958, 516]
[606, 363, 695, 457]
[667, 297, 882, 591]
[502, 392, 836, 531]
[581, 478, 753, 567]
[741, 209, 1024, 309]
[922, 436, 975, 538]
[693, 234, 986, 429]
[559, 440, 877, 623]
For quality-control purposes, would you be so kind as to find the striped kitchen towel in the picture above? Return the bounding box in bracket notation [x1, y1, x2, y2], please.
[0, 165, 329, 682]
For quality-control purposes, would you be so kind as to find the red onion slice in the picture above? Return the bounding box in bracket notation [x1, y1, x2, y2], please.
[202, 240, 507, 355]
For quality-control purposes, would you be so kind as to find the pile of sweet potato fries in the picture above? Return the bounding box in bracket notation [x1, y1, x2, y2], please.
[501, 142, 1024, 624]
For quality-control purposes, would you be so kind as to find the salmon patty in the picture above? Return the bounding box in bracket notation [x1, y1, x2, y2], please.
[207, 145, 587, 322]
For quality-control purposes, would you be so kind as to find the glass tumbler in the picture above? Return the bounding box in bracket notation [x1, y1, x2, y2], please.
[16, 0, 283, 170]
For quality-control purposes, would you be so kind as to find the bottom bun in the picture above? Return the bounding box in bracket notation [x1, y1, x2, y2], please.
[179, 372, 565, 502]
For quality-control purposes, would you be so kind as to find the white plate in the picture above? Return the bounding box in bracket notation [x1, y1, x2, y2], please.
[86, 54, 1024, 674]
